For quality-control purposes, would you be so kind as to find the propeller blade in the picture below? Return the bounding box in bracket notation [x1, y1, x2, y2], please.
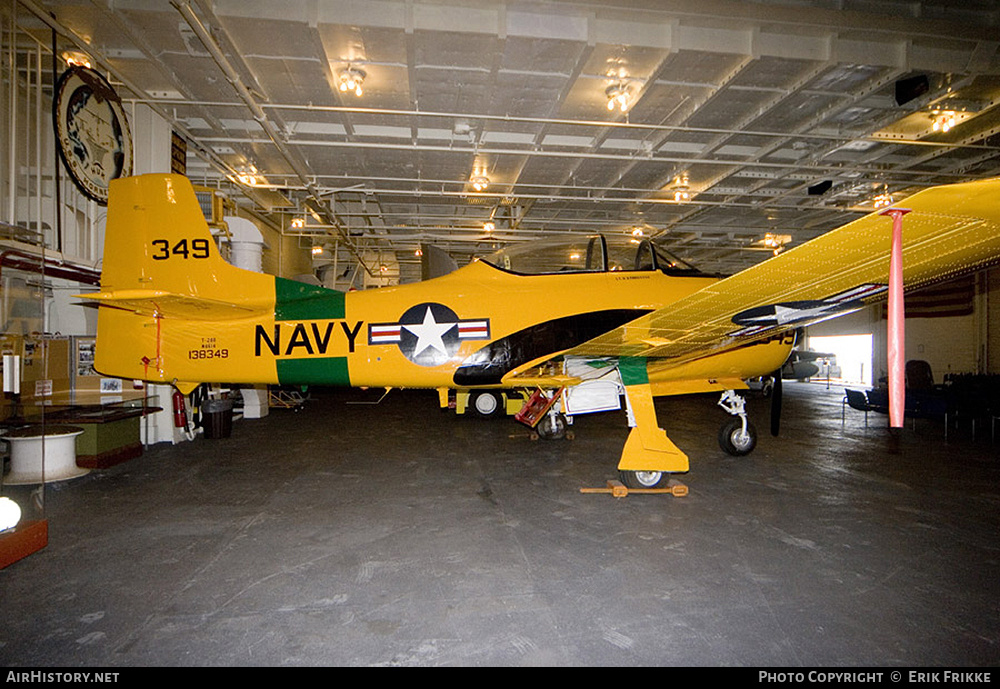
[770, 370, 783, 436]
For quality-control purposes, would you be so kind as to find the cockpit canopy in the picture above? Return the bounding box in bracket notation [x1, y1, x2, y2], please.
[480, 234, 710, 277]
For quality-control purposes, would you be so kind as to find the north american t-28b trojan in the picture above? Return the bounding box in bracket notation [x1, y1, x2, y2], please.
[85, 174, 1000, 487]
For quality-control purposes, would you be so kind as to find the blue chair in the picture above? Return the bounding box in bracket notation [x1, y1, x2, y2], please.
[842, 389, 872, 426]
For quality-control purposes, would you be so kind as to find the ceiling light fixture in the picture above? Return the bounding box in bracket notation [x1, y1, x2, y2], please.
[236, 164, 261, 186]
[872, 185, 893, 209]
[873, 192, 893, 209]
[471, 175, 490, 192]
[930, 109, 958, 133]
[62, 51, 92, 69]
[290, 217, 305, 229]
[762, 233, 787, 256]
[605, 82, 631, 112]
[338, 66, 366, 97]
[483, 220, 495, 233]
[668, 174, 692, 203]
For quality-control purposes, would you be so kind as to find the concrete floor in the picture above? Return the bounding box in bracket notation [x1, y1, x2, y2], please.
[0, 383, 997, 667]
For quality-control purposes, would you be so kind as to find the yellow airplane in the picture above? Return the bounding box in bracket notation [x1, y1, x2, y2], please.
[84, 174, 1000, 488]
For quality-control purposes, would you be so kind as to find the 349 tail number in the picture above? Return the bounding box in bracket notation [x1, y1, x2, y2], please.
[152, 238, 211, 260]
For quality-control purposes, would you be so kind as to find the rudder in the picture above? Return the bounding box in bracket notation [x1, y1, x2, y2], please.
[100, 174, 268, 307]
[90, 174, 276, 390]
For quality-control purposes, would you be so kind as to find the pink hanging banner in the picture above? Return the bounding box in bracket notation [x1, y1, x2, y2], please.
[880, 207, 910, 428]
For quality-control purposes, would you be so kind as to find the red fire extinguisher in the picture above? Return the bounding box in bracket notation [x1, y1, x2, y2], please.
[173, 390, 187, 428]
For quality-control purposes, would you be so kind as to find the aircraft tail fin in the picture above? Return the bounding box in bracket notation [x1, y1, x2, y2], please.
[87, 174, 276, 389]
[420, 244, 459, 280]
[97, 174, 270, 308]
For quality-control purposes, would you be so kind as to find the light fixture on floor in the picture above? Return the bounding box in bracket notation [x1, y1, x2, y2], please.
[0, 497, 20, 533]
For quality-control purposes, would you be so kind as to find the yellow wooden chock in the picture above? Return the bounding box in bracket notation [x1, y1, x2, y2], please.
[580, 479, 688, 498]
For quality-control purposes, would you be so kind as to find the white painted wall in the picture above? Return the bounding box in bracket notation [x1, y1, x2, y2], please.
[807, 268, 1000, 385]
[128, 104, 173, 175]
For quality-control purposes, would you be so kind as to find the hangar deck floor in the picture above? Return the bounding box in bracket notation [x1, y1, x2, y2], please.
[1, 383, 997, 667]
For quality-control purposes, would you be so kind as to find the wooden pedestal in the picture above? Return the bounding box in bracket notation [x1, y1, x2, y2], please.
[0, 519, 48, 569]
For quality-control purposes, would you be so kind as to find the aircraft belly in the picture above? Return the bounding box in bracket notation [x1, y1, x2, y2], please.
[647, 336, 794, 396]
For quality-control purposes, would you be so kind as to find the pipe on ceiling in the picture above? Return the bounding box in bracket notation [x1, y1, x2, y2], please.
[172, 0, 374, 276]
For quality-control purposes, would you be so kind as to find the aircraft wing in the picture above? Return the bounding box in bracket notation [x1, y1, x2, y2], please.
[507, 177, 1000, 380]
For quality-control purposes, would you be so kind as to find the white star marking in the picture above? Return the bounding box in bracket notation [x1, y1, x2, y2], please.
[742, 303, 844, 326]
[403, 307, 457, 357]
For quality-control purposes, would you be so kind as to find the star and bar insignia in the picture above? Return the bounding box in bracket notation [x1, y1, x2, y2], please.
[729, 284, 887, 337]
[368, 302, 491, 366]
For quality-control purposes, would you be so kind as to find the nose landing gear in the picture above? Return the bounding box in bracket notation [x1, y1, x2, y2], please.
[717, 390, 757, 456]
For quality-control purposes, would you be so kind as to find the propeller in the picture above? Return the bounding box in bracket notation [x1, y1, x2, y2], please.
[769, 369, 783, 436]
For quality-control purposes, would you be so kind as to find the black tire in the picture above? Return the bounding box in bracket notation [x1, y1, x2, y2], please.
[619, 470, 669, 489]
[718, 418, 757, 456]
[470, 390, 503, 418]
[536, 412, 567, 440]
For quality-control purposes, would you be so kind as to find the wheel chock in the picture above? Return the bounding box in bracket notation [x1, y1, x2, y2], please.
[580, 479, 688, 498]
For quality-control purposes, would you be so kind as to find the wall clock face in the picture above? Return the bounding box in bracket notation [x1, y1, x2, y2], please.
[53, 66, 133, 205]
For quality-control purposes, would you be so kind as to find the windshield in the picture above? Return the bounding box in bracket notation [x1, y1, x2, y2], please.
[480, 235, 704, 276]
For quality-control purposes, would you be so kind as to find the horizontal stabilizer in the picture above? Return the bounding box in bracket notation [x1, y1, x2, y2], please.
[79, 289, 267, 321]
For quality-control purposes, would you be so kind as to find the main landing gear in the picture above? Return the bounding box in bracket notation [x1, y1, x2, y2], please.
[716, 390, 757, 456]
[470, 390, 504, 418]
[619, 468, 672, 490]
[618, 389, 757, 488]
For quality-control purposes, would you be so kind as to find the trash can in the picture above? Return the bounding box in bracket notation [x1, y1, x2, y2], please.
[202, 399, 234, 439]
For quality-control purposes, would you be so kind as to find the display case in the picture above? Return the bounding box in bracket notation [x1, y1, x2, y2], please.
[0, 267, 48, 568]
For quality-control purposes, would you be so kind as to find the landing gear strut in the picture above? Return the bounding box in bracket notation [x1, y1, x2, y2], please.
[518, 387, 574, 441]
[535, 408, 569, 440]
[717, 390, 757, 456]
